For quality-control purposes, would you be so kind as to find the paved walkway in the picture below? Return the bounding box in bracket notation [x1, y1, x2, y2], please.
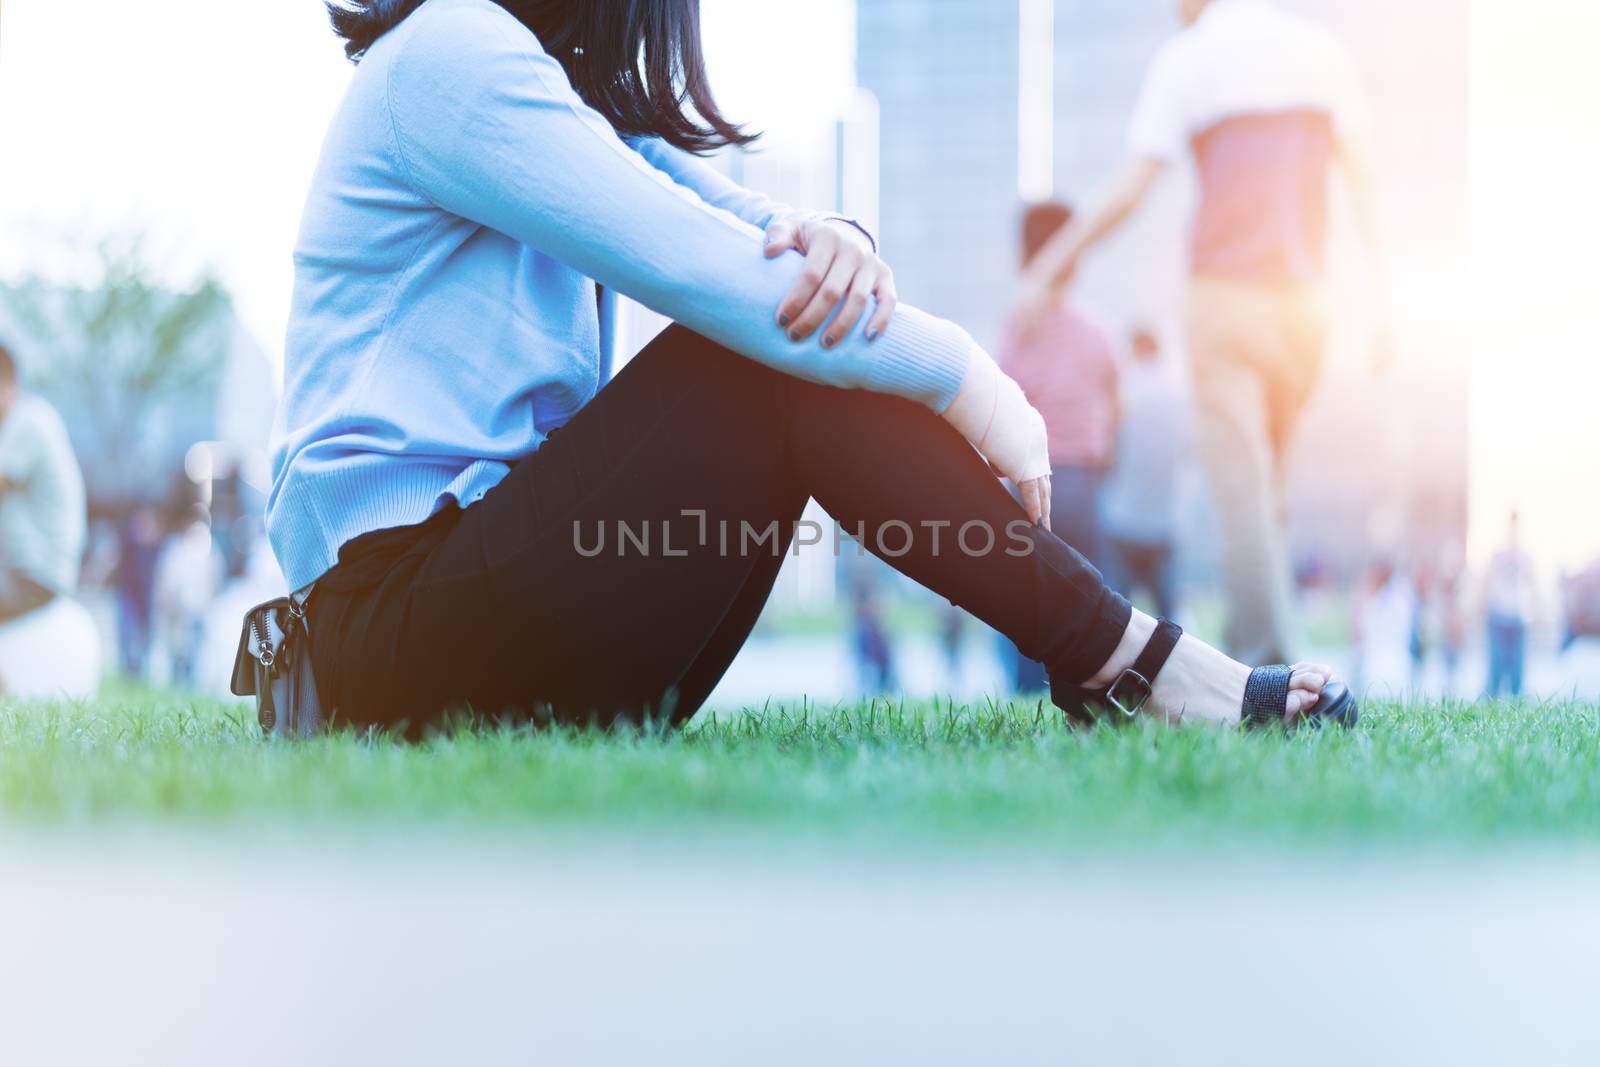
[709, 633, 1600, 708]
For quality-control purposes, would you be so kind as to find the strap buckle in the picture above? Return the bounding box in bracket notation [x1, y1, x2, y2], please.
[1105, 668, 1153, 718]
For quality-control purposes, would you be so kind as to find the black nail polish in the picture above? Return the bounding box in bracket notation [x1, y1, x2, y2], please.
[823, 335, 834, 347]
[779, 314, 790, 327]
[789, 329, 801, 341]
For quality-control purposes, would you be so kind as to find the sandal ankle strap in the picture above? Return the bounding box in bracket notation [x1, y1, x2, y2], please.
[1132, 618, 1183, 686]
[1103, 617, 1183, 717]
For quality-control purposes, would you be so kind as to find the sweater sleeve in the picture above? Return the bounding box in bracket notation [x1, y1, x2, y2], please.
[384, 3, 970, 412]
[629, 138, 878, 253]
[628, 136, 790, 232]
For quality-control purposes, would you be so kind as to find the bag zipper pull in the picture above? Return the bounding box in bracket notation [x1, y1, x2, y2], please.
[250, 610, 275, 669]
[258, 662, 277, 733]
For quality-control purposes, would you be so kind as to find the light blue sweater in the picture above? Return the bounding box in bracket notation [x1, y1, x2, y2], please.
[269, 0, 977, 591]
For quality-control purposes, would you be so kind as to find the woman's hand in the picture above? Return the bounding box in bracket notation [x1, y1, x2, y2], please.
[941, 348, 1053, 530]
[765, 215, 898, 347]
[1018, 474, 1053, 535]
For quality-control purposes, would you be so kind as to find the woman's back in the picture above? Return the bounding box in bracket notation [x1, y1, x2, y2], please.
[268, 0, 975, 593]
[271, 0, 604, 593]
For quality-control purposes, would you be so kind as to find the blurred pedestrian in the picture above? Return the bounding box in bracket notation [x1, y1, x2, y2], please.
[938, 602, 966, 692]
[154, 505, 220, 690]
[1010, 0, 1390, 665]
[1428, 539, 1469, 694]
[1102, 326, 1186, 619]
[1484, 512, 1536, 699]
[0, 340, 87, 624]
[1353, 559, 1415, 698]
[1561, 559, 1600, 651]
[1439, 570, 1468, 693]
[846, 563, 897, 696]
[1408, 562, 1432, 690]
[997, 201, 1121, 691]
[114, 506, 162, 679]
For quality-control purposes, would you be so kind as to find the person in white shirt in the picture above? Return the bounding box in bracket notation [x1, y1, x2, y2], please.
[0, 339, 98, 699]
[1011, 0, 1390, 665]
[0, 340, 87, 623]
[154, 506, 222, 691]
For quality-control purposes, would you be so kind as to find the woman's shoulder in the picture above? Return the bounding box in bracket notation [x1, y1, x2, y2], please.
[378, 0, 545, 67]
[372, 0, 564, 119]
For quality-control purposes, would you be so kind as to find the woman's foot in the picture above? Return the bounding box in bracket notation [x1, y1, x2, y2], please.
[1083, 610, 1335, 726]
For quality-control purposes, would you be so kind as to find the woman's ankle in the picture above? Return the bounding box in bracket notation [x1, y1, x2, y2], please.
[1082, 613, 1250, 725]
[1084, 609, 1157, 688]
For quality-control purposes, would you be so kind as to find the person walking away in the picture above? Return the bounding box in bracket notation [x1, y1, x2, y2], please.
[1102, 326, 1186, 619]
[1010, 0, 1390, 665]
[996, 201, 1121, 691]
[1484, 512, 1536, 699]
[0, 341, 87, 626]
[154, 505, 221, 690]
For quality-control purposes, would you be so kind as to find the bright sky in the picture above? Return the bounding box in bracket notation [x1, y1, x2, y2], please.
[0, 2, 352, 355]
[1467, 0, 1600, 570]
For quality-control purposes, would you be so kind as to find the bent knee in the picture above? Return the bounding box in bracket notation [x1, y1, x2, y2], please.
[633, 323, 933, 431]
[634, 323, 796, 407]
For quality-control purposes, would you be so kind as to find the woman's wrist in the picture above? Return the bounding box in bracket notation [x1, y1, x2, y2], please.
[819, 215, 877, 254]
[942, 345, 1000, 450]
[941, 347, 1049, 484]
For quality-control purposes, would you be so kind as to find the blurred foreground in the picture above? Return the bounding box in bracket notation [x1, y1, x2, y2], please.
[4, 688, 1597, 1062]
[4, 837, 1598, 1065]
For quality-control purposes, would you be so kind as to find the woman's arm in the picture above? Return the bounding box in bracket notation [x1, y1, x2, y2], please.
[629, 137, 878, 256]
[627, 136, 792, 231]
[386, 5, 960, 411]
[630, 138, 894, 339]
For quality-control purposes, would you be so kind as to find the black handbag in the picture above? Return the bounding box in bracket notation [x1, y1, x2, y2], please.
[230, 595, 325, 737]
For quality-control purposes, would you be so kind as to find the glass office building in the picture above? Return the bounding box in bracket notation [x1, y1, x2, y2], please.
[856, 1, 1021, 347]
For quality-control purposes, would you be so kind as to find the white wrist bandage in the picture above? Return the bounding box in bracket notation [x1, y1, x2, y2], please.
[942, 347, 1050, 484]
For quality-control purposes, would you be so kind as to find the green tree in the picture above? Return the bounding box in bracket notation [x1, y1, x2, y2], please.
[0, 237, 234, 509]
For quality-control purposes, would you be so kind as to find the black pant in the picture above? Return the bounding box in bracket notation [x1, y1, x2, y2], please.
[311, 325, 1130, 732]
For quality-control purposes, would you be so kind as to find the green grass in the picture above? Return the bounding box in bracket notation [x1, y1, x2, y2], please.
[0, 690, 1596, 850]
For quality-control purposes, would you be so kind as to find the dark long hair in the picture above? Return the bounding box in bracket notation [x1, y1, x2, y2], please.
[326, 0, 755, 154]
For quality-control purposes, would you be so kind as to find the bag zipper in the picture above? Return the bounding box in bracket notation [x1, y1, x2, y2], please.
[249, 609, 275, 669]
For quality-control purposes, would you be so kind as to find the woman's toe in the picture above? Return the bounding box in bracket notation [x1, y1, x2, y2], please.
[1289, 664, 1328, 694]
[1283, 688, 1311, 720]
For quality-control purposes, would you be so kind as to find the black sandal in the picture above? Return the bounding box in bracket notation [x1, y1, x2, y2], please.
[1053, 618, 1359, 730]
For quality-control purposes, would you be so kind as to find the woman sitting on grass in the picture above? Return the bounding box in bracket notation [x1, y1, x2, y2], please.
[273, 0, 1356, 732]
